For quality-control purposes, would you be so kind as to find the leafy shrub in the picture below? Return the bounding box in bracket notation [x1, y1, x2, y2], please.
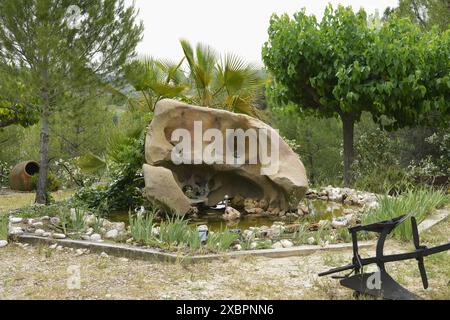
[0, 161, 12, 187]
[363, 188, 449, 241]
[353, 165, 415, 195]
[30, 171, 61, 192]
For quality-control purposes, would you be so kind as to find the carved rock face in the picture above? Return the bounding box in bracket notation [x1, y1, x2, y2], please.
[143, 99, 308, 214]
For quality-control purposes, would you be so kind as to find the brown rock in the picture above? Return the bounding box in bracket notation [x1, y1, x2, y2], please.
[143, 99, 308, 213]
[143, 164, 191, 214]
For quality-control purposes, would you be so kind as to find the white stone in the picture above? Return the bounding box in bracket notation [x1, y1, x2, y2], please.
[113, 222, 126, 232]
[56, 245, 63, 251]
[105, 229, 118, 239]
[50, 217, 60, 225]
[0, 240, 8, 248]
[307, 237, 315, 245]
[35, 229, 46, 236]
[222, 206, 241, 220]
[271, 241, 283, 249]
[32, 221, 44, 228]
[233, 244, 242, 251]
[90, 233, 102, 241]
[100, 252, 109, 258]
[85, 227, 94, 236]
[42, 232, 51, 237]
[75, 249, 84, 256]
[119, 258, 129, 262]
[9, 217, 23, 224]
[9, 226, 24, 235]
[81, 235, 91, 241]
[49, 244, 58, 249]
[52, 233, 66, 239]
[250, 242, 258, 250]
[280, 239, 294, 248]
[40, 216, 50, 221]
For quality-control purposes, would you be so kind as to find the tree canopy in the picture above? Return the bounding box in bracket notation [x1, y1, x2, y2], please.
[262, 4, 449, 185]
[0, 0, 143, 203]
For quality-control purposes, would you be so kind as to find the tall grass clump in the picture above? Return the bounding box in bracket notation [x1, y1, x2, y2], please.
[0, 215, 8, 240]
[129, 209, 157, 245]
[206, 228, 239, 252]
[363, 188, 449, 241]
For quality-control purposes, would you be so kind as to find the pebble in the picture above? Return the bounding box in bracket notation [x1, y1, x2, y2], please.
[9, 226, 24, 235]
[307, 237, 315, 245]
[280, 239, 294, 248]
[56, 245, 63, 251]
[119, 258, 129, 262]
[35, 229, 46, 236]
[105, 229, 118, 239]
[49, 244, 58, 249]
[90, 233, 102, 241]
[271, 241, 283, 249]
[75, 249, 85, 256]
[42, 232, 51, 237]
[32, 222, 44, 228]
[52, 233, 66, 239]
[0, 240, 8, 248]
[9, 217, 23, 224]
[50, 217, 60, 225]
[100, 252, 109, 258]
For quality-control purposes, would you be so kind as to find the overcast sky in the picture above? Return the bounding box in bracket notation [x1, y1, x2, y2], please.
[125, 0, 398, 66]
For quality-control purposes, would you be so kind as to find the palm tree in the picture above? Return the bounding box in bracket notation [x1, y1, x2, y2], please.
[123, 41, 266, 117]
[123, 56, 188, 112]
[180, 39, 265, 116]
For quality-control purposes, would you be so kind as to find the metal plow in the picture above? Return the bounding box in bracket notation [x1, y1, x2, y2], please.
[319, 212, 450, 300]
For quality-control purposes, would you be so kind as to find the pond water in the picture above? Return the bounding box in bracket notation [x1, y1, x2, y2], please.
[108, 199, 356, 232]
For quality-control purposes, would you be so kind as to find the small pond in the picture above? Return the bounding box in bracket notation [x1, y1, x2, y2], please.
[108, 199, 357, 232]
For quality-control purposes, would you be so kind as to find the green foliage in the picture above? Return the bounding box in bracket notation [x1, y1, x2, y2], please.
[264, 4, 449, 128]
[272, 104, 342, 186]
[30, 171, 61, 192]
[0, 0, 144, 203]
[206, 229, 240, 252]
[57, 208, 86, 235]
[363, 188, 449, 241]
[263, 4, 449, 184]
[125, 40, 266, 117]
[129, 209, 157, 245]
[384, 0, 450, 31]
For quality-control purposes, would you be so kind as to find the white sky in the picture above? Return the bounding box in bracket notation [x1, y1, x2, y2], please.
[126, 0, 398, 66]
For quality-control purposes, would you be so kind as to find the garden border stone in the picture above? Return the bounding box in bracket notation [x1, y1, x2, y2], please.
[13, 206, 449, 263]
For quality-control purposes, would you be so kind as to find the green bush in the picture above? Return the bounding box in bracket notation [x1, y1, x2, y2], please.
[353, 165, 415, 195]
[30, 171, 61, 192]
[363, 188, 449, 241]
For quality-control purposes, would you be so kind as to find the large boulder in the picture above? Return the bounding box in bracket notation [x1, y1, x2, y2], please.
[143, 99, 308, 214]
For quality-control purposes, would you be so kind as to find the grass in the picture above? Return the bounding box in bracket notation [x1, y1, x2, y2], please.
[363, 188, 449, 241]
[129, 210, 239, 253]
[0, 214, 7, 240]
[0, 189, 74, 215]
[58, 208, 86, 234]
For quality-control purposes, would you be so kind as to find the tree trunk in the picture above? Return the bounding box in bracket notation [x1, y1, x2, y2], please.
[305, 128, 315, 184]
[35, 62, 50, 204]
[341, 112, 355, 187]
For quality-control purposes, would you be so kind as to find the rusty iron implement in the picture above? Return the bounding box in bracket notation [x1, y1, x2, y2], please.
[318, 211, 450, 300]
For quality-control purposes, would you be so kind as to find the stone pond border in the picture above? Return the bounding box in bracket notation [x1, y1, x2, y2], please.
[14, 206, 449, 263]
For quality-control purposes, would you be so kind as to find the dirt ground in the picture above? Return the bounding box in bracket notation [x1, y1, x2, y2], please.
[0, 191, 449, 300]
